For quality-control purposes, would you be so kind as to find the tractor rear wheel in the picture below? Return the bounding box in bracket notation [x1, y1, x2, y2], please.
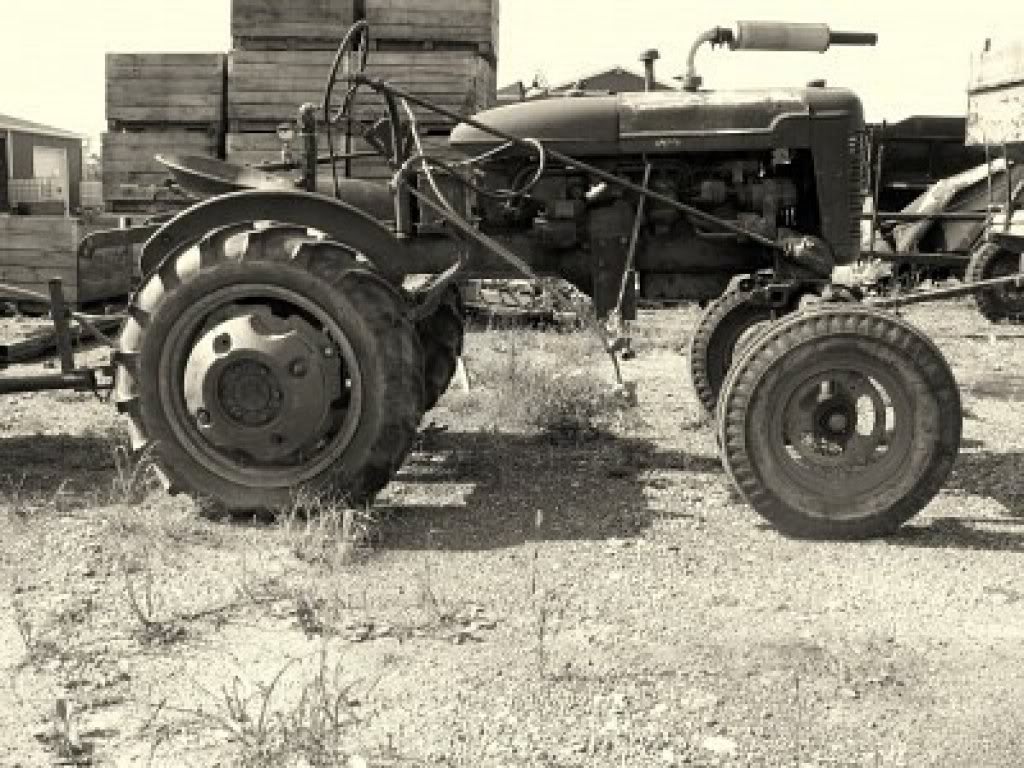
[689, 285, 777, 417]
[965, 243, 1024, 324]
[114, 224, 425, 512]
[417, 286, 465, 411]
[717, 305, 961, 539]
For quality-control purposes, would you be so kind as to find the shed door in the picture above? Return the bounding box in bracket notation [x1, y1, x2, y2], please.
[32, 145, 69, 215]
[0, 137, 8, 211]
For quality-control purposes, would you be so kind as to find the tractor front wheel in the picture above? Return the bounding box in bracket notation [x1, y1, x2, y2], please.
[717, 305, 961, 539]
[114, 224, 425, 512]
[689, 285, 777, 417]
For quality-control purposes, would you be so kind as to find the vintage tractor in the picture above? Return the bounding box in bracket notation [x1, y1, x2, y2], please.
[47, 20, 1016, 538]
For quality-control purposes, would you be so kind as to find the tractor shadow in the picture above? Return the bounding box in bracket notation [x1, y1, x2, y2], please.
[377, 428, 722, 551]
[0, 434, 118, 504]
[889, 451, 1024, 553]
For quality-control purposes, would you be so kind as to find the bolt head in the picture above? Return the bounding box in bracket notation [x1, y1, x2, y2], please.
[213, 333, 232, 353]
[290, 358, 309, 378]
[196, 409, 212, 428]
[322, 346, 336, 358]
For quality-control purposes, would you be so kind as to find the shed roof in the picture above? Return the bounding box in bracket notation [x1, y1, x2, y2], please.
[0, 112, 85, 141]
[551, 66, 673, 92]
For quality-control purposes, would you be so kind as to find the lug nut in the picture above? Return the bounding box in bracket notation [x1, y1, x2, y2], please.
[322, 346, 335, 358]
[289, 358, 309, 378]
[196, 409, 212, 428]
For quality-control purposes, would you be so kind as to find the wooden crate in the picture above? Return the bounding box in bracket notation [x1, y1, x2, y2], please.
[366, 0, 499, 55]
[106, 53, 226, 127]
[102, 130, 222, 203]
[967, 39, 1024, 147]
[227, 49, 496, 131]
[0, 215, 135, 307]
[232, 0, 355, 49]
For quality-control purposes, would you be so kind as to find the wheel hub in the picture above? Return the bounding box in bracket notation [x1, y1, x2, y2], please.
[183, 309, 344, 464]
[785, 371, 888, 469]
[218, 360, 282, 427]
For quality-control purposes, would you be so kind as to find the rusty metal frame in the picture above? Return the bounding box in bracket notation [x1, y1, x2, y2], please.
[0, 279, 115, 395]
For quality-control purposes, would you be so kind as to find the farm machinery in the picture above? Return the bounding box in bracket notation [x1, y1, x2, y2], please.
[3, 20, 1023, 539]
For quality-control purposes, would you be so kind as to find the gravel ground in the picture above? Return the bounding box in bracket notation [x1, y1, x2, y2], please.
[0, 300, 1023, 766]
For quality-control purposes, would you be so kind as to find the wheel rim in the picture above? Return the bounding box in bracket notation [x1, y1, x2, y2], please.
[158, 283, 365, 489]
[759, 348, 925, 520]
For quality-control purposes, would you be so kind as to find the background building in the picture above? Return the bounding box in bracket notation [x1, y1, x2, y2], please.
[0, 113, 85, 215]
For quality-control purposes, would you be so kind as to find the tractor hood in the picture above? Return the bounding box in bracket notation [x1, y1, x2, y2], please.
[450, 87, 864, 155]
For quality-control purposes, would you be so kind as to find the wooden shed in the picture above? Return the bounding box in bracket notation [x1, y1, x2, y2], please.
[0, 113, 85, 215]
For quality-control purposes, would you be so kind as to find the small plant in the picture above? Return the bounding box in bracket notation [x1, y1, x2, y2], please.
[280, 491, 373, 570]
[495, 360, 624, 441]
[121, 545, 185, 645]
[158, 647, 387, 767]
[109, 440, 159, 505]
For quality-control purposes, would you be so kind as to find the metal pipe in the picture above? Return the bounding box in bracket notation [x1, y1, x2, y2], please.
[868, 271, 1024, 308]
[868, 132, 885, 256]
[1005, 143, 1013, 233]
[0, 372, 96, 394]
[48, 280, 74, 374]
[682, 27, 732, 91]
[860, 211, 989, 222]
[639, 49, 660, 91]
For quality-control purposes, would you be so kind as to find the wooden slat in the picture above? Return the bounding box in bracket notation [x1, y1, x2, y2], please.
[106, 53, 225, 126]
[231, 0, 355, 45]
[0, 216, 80, 304]
[365, 0, 498, 51]
[227, 49, 496, 126]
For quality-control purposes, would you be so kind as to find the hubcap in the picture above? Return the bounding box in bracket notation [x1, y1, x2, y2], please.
[183, 309, 343, 463]
[159, 280, 367, 490]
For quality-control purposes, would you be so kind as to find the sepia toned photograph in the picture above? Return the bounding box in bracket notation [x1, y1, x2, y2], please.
[1, 1, 1023, 765]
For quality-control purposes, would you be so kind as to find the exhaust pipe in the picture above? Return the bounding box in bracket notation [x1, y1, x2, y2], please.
[639, 49, 660, 91]
[682, 21, 878, 91]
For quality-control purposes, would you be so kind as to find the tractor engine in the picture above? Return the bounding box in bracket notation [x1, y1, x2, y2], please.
[449, 23, 872, 315]
[469, 151, 808, 304]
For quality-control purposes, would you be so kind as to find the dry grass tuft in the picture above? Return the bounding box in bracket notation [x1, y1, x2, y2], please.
[278, 491, 376, 570]
[466, 329, 629, 441]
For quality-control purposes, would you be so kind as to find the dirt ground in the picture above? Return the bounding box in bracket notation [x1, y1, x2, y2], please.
[1, 300, 1024, 767]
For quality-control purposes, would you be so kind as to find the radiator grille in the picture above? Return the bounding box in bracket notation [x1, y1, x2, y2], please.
[847, 130, 869, 259]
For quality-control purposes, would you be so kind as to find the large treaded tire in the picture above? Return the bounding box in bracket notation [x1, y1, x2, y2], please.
[965, 243, 1024, 324]
[114, 225, 425, 511]
[717, 305, 961, 540]
[689, 286, 776, 417]
[417, 286, 465, 411]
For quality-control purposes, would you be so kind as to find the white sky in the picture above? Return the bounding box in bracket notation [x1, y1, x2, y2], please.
[2, 0, 1022, 150]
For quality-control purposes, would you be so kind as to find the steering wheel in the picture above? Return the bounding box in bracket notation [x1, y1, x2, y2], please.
[323, 20, 371, 128]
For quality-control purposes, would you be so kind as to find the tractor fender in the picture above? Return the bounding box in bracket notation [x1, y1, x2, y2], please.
[140, 189, 404, 282]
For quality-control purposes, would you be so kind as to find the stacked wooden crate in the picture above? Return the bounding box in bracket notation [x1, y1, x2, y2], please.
[226, 0, 498, 186]
[0, 215, 135, 308]
[365, 0, 498, 57]
[103, 53, 226, 210]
